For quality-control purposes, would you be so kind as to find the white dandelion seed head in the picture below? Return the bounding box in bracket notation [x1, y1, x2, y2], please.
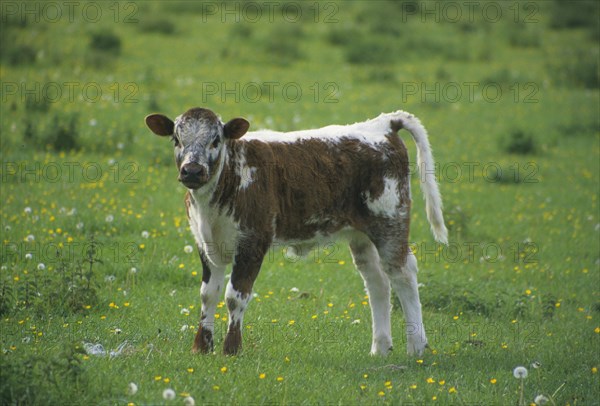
[105, 214, 114, 223]
[180, 308, 190, 316]
[184, 396, 196, 406]
[117, 142, 125, 150]
[113, 328, 122, 334]
[104, 275, 116, 283]
[26, 234, 35, 242]
[37, 263, 46, 271]
[127, 382, 138, 395]
[513, 366, 528, 379]
[22, 336, 31, 344]
[181, 324, 189, 332]
[89, 119, 97, 127]
[351, 319, 361, 325]
[290, 287, 299, 293]
[162, 388, 176, 400]
[141, 230, 150, 238]
[534, 394, 549, 405]
[184, 245, 194, 254]
[531, 361, 541, 369]
[0, 265, 7, 271]
[25, 253, 33, 260]
[130, 267, 138, 275]
[5, 225, 11, 231]
[24, 207, 32, 214]
[76, 222, 84, 230]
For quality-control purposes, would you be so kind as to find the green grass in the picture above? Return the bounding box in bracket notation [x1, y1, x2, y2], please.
[1, 1, 599, 405]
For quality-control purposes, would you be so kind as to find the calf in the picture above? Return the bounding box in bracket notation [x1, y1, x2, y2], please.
[145, 107, 447, 356]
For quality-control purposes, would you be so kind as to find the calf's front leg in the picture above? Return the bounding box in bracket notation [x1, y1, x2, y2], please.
[224, 236, 270, 355]
[193, 252, 225, 354]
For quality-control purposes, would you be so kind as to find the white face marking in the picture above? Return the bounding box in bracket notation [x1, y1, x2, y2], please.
[365, 177, 401, 218]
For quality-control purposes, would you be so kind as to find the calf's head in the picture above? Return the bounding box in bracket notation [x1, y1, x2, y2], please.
[145, 107, 249, 189]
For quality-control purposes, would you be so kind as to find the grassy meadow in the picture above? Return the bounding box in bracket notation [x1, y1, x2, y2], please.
[1, 1, 599, 404]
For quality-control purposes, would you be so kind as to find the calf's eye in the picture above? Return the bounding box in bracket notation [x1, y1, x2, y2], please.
[211, 138, 220, 149]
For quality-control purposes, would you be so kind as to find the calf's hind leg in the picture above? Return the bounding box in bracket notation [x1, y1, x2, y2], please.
[378, 245, 428, 356]
[349, 237, 393, 356]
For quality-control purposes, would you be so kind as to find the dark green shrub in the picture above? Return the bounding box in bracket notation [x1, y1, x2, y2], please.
[25, 92, 50, 113]
[549, 0, 599, 30]
[0, 344, 87, 405]
[3, 44, 37, 65]
[345, 37, 396, 65]
[326, 25, 361, 46]
[139, 17, 176, 35]
[263, 25, 304, 65]
[500, 129, 536, 155]
[508, 23, 541, 48]
[230, 23, 253, 39]
[43, 113, 80, 151]
[89, 31, 121, 55]
[550, 48, 599, 89]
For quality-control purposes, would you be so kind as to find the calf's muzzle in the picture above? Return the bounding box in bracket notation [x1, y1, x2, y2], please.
[179, 162, 208, 189]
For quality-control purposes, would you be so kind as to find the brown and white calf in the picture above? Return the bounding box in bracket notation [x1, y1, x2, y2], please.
[145, 107, 447, 356]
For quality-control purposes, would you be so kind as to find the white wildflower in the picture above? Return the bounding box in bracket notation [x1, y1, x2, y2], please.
[184, 245, 194, 254]
[184, 396, 195, 406]
[513, 366, 528, 379]
[24, 207, 32, 214]
[37, 263, 46, 271]
[534, 394, 549, 405]
[127, 382, 138, 395]
[141, 230, 150, 238]
[162, 388, 176, 400]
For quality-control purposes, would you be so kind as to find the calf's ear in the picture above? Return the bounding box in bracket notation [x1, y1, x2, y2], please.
[145, 114, 175, 136]
[223, 118, 250, 140]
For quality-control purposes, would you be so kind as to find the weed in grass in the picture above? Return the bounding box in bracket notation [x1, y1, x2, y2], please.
[508, 22, 542, 48]
[500, 129, 537, 155]
[86, 30, 121, 68]
[89, 31, 122, 55]
[345, 37, 396, 65]
[230, 23, 254, 40]
[549, 47, 599, 89]
[326, 25, 361, 46]
[43, 112, 80, 151]
[262, 25, 305, 66]
[0, 343, 87, 405]
[138, 17, 176, 36]
[549, 0, 599, 31]
[444, 205, 470, 239]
